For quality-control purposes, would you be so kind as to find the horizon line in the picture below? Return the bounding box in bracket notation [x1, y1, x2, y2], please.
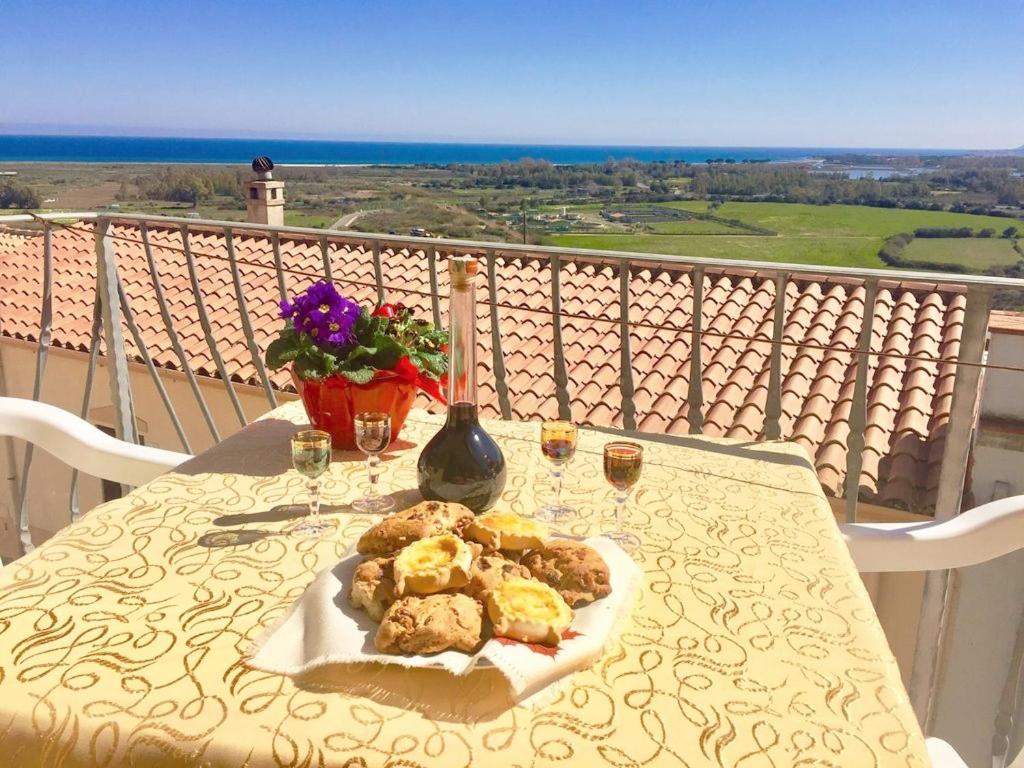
[0, 129, 1017, 154]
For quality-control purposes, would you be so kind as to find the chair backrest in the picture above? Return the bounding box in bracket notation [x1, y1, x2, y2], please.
[0, 397, 190, 487]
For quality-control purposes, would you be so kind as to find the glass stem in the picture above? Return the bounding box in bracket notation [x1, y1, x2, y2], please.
[551, 465, 564, 508]
[615, 490, 628, 530]
[366, 454, 380, 500]
[308, 478, 321, 523]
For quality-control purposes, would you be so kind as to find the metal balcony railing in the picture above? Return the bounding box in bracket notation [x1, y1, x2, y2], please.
[5, 209, 1024, 526]
[3, 208, 1024, 723]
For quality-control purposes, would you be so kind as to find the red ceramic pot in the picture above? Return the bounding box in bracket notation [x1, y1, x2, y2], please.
[291, 368, 418, 450]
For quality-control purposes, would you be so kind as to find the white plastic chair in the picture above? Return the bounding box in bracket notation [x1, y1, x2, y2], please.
[842, 496, 1024, 768]
[0, 397, 189, 488]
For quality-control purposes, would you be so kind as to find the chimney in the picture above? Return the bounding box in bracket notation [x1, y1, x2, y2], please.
[246, 156, 285, 226]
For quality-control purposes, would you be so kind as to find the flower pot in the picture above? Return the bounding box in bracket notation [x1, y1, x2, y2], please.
[291, 369, 418, 450]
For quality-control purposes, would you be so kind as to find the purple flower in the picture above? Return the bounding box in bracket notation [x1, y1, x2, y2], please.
[281, 281, 359, 347]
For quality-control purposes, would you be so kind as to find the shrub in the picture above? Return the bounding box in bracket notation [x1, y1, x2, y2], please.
[0, 182, 41, 209]
[978, 228, 995, 238]
[913, 227, 973, 238]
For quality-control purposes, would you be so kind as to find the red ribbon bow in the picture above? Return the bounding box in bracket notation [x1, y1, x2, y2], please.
[385, 356, 447, 404]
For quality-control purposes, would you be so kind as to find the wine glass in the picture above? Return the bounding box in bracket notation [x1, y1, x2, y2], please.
[291, 429, 333, 537]
[352, 412, 396, 515]
[602, 441, 643, 552]
[536, 420, 578, 522]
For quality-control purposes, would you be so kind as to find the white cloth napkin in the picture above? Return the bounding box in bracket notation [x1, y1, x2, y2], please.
[248, 536, 642, 702]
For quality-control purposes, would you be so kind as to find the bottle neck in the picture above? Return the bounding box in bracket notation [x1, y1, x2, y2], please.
[447, 280, 477, 408]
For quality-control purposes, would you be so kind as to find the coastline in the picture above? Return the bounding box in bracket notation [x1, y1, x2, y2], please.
[0, 134, 995, 166]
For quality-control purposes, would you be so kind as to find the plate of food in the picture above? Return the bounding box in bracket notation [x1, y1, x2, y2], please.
[248, 501, 643, 697]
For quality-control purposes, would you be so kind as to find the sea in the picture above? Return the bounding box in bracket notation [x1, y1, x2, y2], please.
[0, 134, 981, 166]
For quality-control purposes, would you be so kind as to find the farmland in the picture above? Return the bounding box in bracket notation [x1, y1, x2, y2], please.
[544, 202, 1022, 269]
[2, 161, 1022, 275]
[902, 237, 1022, 269]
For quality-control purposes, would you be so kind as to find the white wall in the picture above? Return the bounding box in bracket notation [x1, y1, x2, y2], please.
[931, 327, 1024, 767]
[983, 332, 1024, 420]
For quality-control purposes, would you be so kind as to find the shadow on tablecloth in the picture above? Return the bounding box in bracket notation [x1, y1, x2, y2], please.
[289, 663, 522, 724]
[174, 419, 417, 477]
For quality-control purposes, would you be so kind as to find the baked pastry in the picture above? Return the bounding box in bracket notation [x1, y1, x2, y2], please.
[487, 577, 573, 646]
[464, 553, 532, 601]
[465, 512, 547, 551]
[522, 539, 612, 606]
[357, 500, 473, 555]
[348, 556, 398, 622]
[393, 534, 473, 595]
[375, 594, 483, 654]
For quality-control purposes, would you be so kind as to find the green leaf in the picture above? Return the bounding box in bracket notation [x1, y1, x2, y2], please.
[293, 351, 325, 380]
[321, 352, 339, 375]
[338, 367, 375, 385]
[265, 330, 301, 369]
[345, 345, 377, 365]
[417, 351, 447, 376]
[371, 334, 407, 370]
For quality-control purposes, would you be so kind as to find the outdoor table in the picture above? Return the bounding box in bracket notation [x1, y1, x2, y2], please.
[0, 401, 928, 767]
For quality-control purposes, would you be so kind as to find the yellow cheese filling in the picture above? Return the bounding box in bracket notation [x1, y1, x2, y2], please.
[393, 534, 472, 595]
[487, 577, 573, 645]
[468, 512, 547, 550]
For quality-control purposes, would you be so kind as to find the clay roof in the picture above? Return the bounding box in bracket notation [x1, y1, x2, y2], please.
[1, 221, 976, 513]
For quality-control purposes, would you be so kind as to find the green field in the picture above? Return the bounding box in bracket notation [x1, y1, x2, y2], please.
[711, 202, 1017, 238]
[284, 212, 336, 228]
[545, 233, 885, 268]
[544, 201, 1023, 270]
[902, 237, 1023, 269]
[647, 219, 743, 235]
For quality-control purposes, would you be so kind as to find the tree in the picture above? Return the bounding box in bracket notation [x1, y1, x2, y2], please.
[0, 182, 41, 209]
[1003, 226, 1019, 239]
[978, 228, 995, 238]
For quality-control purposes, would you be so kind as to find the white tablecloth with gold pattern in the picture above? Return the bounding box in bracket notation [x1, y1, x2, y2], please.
[0, 401, 927, 767]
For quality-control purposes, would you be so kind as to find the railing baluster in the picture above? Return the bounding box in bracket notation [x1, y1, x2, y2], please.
[427, 245, 442, 329]
[115, 276, 192, 452]
[932, 286, 994, 519]
[486, 250, 512, 420]
[180, 224, 246, 427]
[16, 222, 54, 554]
[95, 218, 138, 444]
[225, 227, 278, 408]
[844, 278, 878, 523]
[95, 217, 138, 502]
[372, 242, 385, 304]
[140, 223, 218, 442]
[619, 262, 637, 431]
[992, 601, 1024, 768]
[550, 254, 572, 420]
[687, 267, 705, 434]
[320, 236, 333, 281]
[69, 288, 103, 523]
[271, 232, 288, 303]
[764, 272, 788, 440]
[909, 285, 994, 727]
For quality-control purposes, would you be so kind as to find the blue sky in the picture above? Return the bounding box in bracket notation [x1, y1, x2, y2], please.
[4, 0, 1022, 148]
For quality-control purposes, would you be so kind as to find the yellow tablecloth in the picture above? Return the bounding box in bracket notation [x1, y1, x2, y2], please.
[0, 402, 928, 767]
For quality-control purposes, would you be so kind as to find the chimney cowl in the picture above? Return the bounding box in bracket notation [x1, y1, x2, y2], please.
[252, 155, 274, 180]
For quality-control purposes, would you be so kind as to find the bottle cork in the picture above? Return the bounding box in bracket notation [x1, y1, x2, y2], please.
[448, 256, 479, 288]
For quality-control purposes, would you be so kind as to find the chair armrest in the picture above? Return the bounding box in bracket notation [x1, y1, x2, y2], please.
[0, 397, 190, 487]
[840, 495, 1024, 572]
